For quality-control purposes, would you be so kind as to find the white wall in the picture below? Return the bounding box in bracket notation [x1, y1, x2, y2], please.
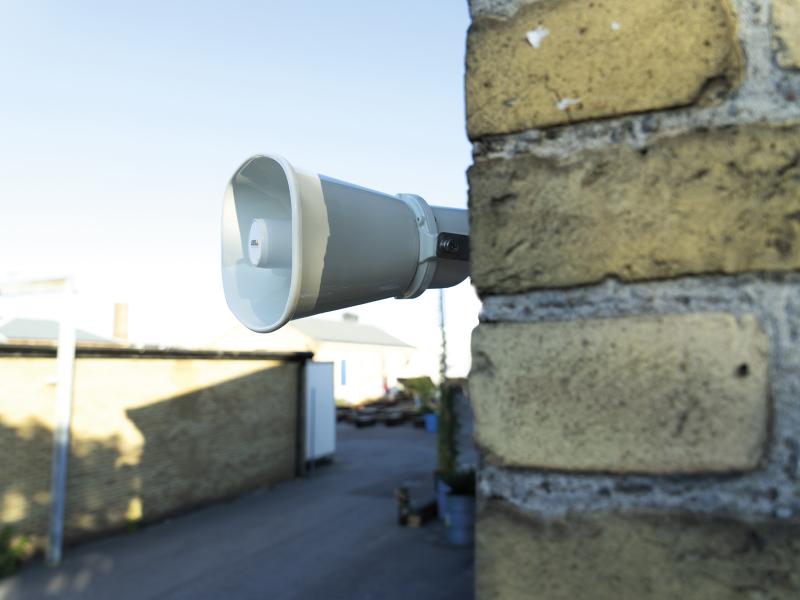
[208, 322, 437, 405]
[313, 342, 415, 405]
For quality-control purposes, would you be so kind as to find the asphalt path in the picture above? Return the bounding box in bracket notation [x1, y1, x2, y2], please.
[0, 422, 473, 600]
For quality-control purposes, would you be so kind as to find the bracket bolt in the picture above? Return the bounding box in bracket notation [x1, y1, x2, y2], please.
[439, 237, 460, 254]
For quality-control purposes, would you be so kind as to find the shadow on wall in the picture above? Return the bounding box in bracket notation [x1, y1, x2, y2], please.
[0, 419, 132, 551]
[0, 363, 298, 557]
[125, 364, 298, 525]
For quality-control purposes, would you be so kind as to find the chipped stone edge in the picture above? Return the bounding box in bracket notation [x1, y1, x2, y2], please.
[469, 0, 800, 161]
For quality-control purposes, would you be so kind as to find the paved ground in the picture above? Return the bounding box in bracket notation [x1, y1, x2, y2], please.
[0, 423, 473, 600]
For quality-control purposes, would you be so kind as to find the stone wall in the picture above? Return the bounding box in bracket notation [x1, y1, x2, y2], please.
[466, 0, 800, 597]
[0, 348, 303, 550]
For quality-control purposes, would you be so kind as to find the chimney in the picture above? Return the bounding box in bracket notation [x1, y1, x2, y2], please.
[113, 303, 129, 343]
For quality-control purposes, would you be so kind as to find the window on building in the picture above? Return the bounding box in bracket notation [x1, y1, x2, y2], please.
[340, 360, 347, 386]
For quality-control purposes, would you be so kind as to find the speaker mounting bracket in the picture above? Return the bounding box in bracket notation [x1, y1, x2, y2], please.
[396, 193, 439, 299]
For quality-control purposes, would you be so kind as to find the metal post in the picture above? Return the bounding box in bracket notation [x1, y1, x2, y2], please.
[439, 289, 447, 384]
[309, 387, 316, 478]
[46, 285, 76, 566]
[0, 276, 76, 565]
[295, 359, 308, 477]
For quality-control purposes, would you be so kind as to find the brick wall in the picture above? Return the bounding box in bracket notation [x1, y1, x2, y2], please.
[0, 350, 301, 550]
[466, 0, 800, 597]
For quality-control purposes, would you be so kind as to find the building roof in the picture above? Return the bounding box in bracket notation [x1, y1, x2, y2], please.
[0, 318, 114, 344]
[291, 318, 413, 348]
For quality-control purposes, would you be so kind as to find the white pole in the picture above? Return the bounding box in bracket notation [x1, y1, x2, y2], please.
[46, 284, 76, 566]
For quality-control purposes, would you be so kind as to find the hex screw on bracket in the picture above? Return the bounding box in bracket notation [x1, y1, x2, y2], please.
[436, 233, 470, 261]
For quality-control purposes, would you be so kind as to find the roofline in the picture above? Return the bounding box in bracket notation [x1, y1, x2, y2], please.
[1, 338, 124, 348]
[0, 317, 114, 343]
[0, 343, 314, 362]
[311, 338, 414, 348]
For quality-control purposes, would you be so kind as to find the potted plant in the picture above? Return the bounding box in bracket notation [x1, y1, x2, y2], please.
[436, 382, 476, 545]
[400, 376, 438, 431]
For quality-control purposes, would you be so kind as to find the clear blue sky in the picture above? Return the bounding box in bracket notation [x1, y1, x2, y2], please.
[0, 1, 479, 375]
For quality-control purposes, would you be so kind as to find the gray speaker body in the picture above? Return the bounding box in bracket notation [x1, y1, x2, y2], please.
[221, 155, 469, 333]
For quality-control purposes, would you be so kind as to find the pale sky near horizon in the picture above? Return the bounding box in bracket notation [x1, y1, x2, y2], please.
[0, 1, 481, 377]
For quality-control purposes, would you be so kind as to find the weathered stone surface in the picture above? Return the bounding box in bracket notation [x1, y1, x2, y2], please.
[466, 0, 743, 137]
[477, 501, 800, 600]
[470, 314, 768, 473]
[469, 124, 800, 293]
[773, 0, 800, 69]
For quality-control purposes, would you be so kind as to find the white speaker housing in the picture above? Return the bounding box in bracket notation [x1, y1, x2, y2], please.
[221, 154, 469, 333]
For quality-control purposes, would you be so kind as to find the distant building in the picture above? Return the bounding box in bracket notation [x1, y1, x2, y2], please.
[0, 317, 119, 346]
[212, 314, 418, 405]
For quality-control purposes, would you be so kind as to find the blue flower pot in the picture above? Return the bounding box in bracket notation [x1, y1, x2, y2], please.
[423, 413, 438, 433]
[444, 495, 475, 546]
[436, 479, 451, 521]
